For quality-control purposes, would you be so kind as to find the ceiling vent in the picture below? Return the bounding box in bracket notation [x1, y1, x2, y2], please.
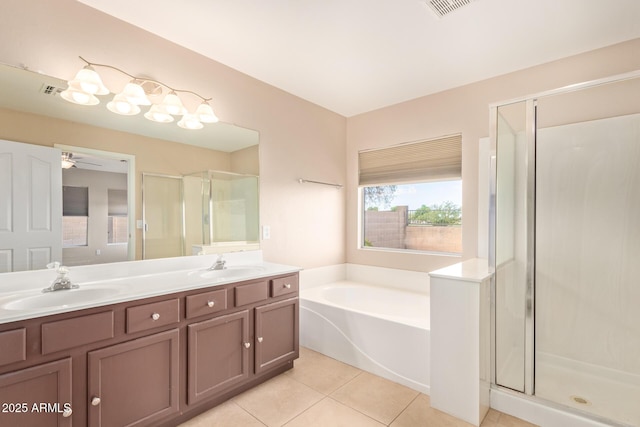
[40, 83, 64, 96]
[425, 0, 474, 18]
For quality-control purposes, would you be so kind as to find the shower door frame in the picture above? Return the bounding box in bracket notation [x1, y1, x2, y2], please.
[488, 69, 640, 401]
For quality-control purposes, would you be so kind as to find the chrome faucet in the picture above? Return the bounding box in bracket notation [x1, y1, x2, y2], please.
[208, 254, 227, 271]
[43, 263, 79, 292]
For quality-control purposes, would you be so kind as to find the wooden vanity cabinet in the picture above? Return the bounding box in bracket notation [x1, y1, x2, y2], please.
[87, 329, 180, 427]
[187, 310, 250, 404]
[255, 297, 299, 374]
[0, 358, 72, 427]
[0, 271, 299, 427]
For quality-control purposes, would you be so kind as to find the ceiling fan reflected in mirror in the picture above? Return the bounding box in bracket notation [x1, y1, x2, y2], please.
[61, 152, 101, 169]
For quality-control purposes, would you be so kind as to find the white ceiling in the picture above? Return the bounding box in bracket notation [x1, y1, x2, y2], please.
[79, 0, 640, 117]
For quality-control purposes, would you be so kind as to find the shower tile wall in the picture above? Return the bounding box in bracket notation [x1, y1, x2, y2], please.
[536, 114, 640, 373]
[535, 113, 640, 425]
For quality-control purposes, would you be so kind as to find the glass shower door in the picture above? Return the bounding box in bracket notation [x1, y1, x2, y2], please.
[142, 174, 184, 260]
[493, 100, 532, 393]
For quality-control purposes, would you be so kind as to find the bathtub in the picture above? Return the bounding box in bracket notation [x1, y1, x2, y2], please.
[300, 281, 430, 393]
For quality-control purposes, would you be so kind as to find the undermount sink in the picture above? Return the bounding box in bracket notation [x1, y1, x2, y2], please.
[1, 287, 121, 311]
[195, 266, 266, 280]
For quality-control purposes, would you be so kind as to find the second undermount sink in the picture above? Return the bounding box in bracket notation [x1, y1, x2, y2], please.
[195, 265, 266, 280]
[1, 287, 121, 311]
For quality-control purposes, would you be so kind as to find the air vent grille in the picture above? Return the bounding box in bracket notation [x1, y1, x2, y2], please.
[425, 0, 473, 18]
[40, 83, 63, 96]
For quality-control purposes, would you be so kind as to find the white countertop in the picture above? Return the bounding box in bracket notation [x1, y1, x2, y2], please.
[428, 258, 492, 283]
[0, 251, 300, 324]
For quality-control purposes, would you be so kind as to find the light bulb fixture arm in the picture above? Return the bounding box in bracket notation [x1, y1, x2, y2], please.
[78, 56, 212, 102]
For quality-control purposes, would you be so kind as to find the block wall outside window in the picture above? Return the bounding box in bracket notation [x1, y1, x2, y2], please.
[63, 216, 88, 246]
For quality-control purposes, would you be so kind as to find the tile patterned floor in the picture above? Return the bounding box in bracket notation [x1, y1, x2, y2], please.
[179, 347, 538, 427]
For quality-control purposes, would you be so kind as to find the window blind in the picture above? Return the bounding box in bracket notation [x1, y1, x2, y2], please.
[358, 134, 462, 186]
[62, 186, 88, 216]
[108, 189, 128, 216]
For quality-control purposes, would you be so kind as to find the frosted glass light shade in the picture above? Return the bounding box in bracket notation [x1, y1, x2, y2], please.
[178, 114, 203, 130]
[61, 159, 75, 169]
[107, 94, 141, 115]
[121, 82, 151, 105]
[144, 104, 174, 123]
[60, 88, 100, 105]
[195, 102, 219, 123]
[67, 66, 109, 95]
[158, 92, 186, 115]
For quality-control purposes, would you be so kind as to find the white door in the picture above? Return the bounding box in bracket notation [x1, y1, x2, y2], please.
[0, 139, 62, 272]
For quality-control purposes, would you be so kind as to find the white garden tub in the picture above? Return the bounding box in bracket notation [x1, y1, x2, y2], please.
[300, 281, 430, 393]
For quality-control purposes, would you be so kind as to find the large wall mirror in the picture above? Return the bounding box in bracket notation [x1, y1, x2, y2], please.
[0, 63, 259, 273]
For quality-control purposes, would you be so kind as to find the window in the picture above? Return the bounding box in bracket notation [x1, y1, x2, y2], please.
[62, 186, 89, 247]
[359, 134, 462, 254]
[107, 189, 128, 245]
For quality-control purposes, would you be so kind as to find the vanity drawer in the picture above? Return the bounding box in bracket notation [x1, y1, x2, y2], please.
[0, 328, 26, 366]
[42, 311, 114, 354]
[235, 280, 268, 307]
[270, 275, 299, 298]
[127, 299, 180, 334]
[186, 288, 228, 319]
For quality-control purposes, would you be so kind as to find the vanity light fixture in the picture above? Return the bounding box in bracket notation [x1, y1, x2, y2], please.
[144, 104, 174, 123]
[107, 93, 141, 116]
[177, 113, 204, 130]
[61, 56, 219, 129]
[66, 65, 110, 96]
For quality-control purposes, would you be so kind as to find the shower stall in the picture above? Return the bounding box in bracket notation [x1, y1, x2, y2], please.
[490, 71, 640, 426]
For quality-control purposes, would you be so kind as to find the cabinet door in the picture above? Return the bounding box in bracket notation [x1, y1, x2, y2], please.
[255, 298, 299, 374]
[0, 358, 72, 427]
[188, 310, 250, 405]
[87, 329, 179, 427]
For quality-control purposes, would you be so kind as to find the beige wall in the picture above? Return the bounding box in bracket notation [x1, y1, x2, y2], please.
[346, 38, 640, 272]
[1, 0, 638, 273]
[0, 0, 347, 269]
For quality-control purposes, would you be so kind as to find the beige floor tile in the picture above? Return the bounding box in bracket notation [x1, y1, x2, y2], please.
[331, 371, 419, 424]
[391, 394, 474, 427]
[233, 374, 324, 427]
[178, 400, 265, 427]
[286, 347, 362, 394]
[495, 413, 539, 427]
[284, 397, 385, 427]
[485, 409, 502, 422]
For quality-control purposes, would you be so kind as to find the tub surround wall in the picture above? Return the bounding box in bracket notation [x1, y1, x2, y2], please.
[300, 263, 430, 294]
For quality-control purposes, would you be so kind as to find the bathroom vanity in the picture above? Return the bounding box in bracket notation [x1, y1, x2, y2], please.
[0, 252, 299, 427]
